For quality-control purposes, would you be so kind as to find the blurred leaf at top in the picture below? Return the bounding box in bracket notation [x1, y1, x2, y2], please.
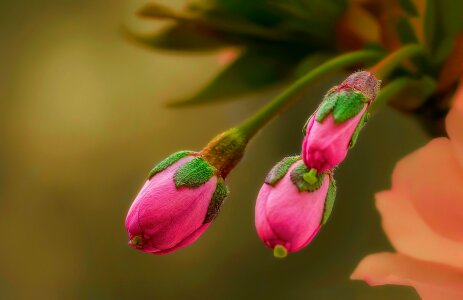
[128, 0, 463, 130]
[129, 0, 348, 106]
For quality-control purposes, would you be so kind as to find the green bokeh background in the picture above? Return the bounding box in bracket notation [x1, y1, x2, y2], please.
[0, 0, 428, 299]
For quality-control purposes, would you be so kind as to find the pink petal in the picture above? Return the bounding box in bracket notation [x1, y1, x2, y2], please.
[351, 252, 463, 300]
[152, 224, 210, 255]
[392, 138, 463, 243]
[376, 191, 463, 269]
[255, 183, 279, 249]
[256, 161, 328, 252]
[126, 156, 217, 252]
[302, 105, 367, 172]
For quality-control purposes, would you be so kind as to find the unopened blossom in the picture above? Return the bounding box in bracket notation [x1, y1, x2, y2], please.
[351, 80, 463, 300]
[255, 156, 336, 257]
[125, 151, 228, 255]
[302, 71, 380, 172]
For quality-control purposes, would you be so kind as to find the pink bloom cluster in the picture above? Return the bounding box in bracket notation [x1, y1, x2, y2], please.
[351, 80, 463, 299]
[255, 71, 380, 256]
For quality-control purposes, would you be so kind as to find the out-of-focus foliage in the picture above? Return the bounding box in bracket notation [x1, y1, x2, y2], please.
[130, 0, 348, 105]
[129, 0, 463, 136]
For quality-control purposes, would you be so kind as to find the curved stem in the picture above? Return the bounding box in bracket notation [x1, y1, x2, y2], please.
[235, 50, 384, 139]
[369, 44, 426, 79]
[368, 77, 415, 114]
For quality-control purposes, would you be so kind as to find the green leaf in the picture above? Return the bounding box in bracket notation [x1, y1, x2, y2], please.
[148, 151, 191, 179]
[424, 0, 437, 52]
[302, 114, 314, 134]
[397, 17, 418, 44]
[438, 0, 463, 37]
[424, 0, 463, 60]
[208, 0, 285, 27]
[138, 3, 185, 20]
[265, 156, 300, 186]
[290, 163, 325, 192]
[321, 177, 336, 225]
[316, 90, 338, 122]
[332, 90, 367, 123]
[269, 0, 347, 45]
[174, 157, 215, 188]
[125, 23, 235, 52]
[204, 179, 229, 223]
[349, 112, 369, 149]
[396, 17, 428, 71]
[398, 0, 419, 17]
[168, 48, 301, 106]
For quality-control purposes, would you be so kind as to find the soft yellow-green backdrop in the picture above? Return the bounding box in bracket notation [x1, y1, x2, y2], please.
[0, 0, 427, 299]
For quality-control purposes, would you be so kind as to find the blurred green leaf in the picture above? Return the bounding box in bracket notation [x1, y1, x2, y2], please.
[205, 0, 285, 26]
[397, 17, 418, 44]
[138, 3, 186, 20]
[125, 23, 237, 52]
[438, 0, 463, 36]
[139, 2, 289, 40]
[396, 17, 428, 71]
[167, 48, 303, 106]
[424, 0, 436, 51]
[269, 0, 347, 46]
[135, 2, 314, 51]
[398, 0, 418, 17]
[424, 0, 463, 64]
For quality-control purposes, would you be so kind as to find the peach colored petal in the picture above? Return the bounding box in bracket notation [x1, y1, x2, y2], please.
[351, 252, 463, 300]
[392, 138, 463, 242]
[447, 105, 463, 170]
[376, 191, 463, 269]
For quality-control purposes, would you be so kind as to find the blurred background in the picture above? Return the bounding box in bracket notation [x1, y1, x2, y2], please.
[0, 0, 429, 299]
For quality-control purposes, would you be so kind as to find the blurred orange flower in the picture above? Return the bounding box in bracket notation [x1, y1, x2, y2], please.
[351, 78, 463, 300]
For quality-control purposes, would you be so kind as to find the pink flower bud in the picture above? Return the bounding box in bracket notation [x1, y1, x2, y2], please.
[125, 151, 228, 255]
[302, 71, 380, 172]
[255, 157, 336, 256]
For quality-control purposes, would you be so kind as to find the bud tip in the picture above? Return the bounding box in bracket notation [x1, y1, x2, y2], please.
[273, 245, 288, 258]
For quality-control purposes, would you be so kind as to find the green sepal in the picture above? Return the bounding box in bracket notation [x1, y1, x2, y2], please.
[290, 163, 325, 192]
[349, 112, 370, 149]
[316, 89, 367, 124]
[302, 114, 313, 134]
[148, 150, 191, 179]
[167, 48, 301, 107]
[204, 179, 229, 223]
[316, 89, 338, 122]
[265, 156, 300, 186]
[321, 177, 337, 225]
[332, 90, 367, 123]
[174, 157, 215, 189]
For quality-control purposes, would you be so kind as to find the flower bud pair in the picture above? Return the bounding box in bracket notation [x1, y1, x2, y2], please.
[255, 71, 379, 256]
[125, 151, 228, 255]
